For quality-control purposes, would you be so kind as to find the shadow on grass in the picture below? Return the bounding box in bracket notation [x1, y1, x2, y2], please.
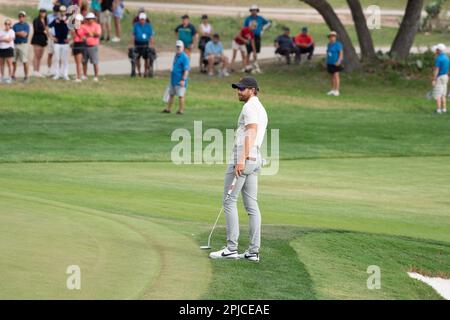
[199, 225, 450, 300]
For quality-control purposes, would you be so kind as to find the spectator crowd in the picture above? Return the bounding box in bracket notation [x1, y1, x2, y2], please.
[0, 2, 447, 113]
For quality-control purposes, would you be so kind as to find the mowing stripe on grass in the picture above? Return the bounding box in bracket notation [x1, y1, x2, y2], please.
[0, 191, 211, 299]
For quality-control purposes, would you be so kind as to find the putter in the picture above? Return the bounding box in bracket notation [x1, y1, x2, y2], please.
[200, 176, 238, 250]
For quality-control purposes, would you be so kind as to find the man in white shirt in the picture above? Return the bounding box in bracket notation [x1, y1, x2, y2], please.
[210, 77, 268, 262]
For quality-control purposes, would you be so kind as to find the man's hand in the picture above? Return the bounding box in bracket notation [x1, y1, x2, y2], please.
[432, 80, 436, 86]
[235, 163, 245, 177]
[179, 79, 185, 87]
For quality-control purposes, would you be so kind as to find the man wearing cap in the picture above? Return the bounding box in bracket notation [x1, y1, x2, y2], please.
[81, 12, 102, 81]
[161, 40, 190, 115]
[326, 30, 343, 96]
[175, 15, 197, 58]
[132, 12, 154, 77]
[12, 11, 30, 82]
[209, 76, 268, 262]
[294, 26, 314, 63]
[48, 5, 70, 80]
[244, 5, 271, 73]
[432, 43, 449, 114]
[274, 27, 296, 65]
[204, 33, 229, 77]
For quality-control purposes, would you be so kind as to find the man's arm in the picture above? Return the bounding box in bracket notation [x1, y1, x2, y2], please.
[235, 123, 258, 176]
[432, 66, 439, 86]
[179, 69, 189, 87]
[336, 49, 344, 66]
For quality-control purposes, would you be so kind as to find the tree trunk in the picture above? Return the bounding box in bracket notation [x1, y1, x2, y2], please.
[390, 0, 424, 60]
[346, 0, 376, 61]
[302, 0, 360, 71]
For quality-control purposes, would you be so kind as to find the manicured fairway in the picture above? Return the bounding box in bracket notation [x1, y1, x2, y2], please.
[0, 65, 449, 299]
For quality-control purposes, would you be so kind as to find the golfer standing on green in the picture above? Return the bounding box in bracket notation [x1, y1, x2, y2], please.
[210, 77, 268, 262]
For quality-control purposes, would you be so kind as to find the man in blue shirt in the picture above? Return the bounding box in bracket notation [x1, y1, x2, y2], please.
[12, 11, 30, 82]
[244, 4, 270, 73]
[204, 33, 229, 77]
[432, 43, 449, 114]
[326, 31, 344, 96]
[162, 40, 190, 115]
[132, 13, 154, 77]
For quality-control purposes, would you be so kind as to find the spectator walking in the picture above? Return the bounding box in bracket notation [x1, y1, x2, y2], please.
[12, 11, 30, 83]
[204, 33, 229, 77]
[48, 6, 70, 80]
[274, 27, 296, 65]
[244, 5, 270, 73]
[82, 12, 102, 81]
[294, 26, 314, 63]
[31, 9, 48, 78]
[0, 19, 15, 84]
[71, 14, 85, 83]
[326, 31, 344, 96]
[198, 14, 212, 73]
[112, 0, 124, 42]
[132, 12, 154, 77]
[161, 40, 190, 115]
[231, 21, 257, 73]
[175, 15, 197, 58]
[432, 43, 449, 114]
[100, 0, 113, 41]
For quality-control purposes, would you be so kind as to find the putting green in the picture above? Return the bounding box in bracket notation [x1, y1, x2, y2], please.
[0, 192, 210, 299]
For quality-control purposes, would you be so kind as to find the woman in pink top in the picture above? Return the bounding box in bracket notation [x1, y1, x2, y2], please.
[71, 14, 86, 82]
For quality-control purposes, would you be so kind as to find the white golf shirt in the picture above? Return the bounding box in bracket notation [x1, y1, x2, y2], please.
[233, 96, 268, 163]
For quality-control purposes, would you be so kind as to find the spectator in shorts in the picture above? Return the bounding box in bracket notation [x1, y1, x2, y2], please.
[204, 33, 229, 77]
[231, 20, 256, 73]
[326, 31, 343, 96]
[31, 9, 48, 78]
[132, 12, 154, 77]
[82, 12, 102, 81]
[274, 27, 296, 65]
[100, 0, 113, 41]
[111, 0, 124, 42]
[244, 4, 270, 73]
[0, 19, 15, 84]
[198, 14, 212, 73]
[432, 43, 449, 114]
[71, 14, 86, 83]
[294, 26, 314, 63]
[48, 6, 70, 80]
[46, 5, 60, 77]
[175, 15, 197, 58]
[161, 40, 190, 115]
[12, 11, 30, 83]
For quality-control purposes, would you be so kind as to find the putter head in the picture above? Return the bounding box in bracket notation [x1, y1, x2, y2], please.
[200, 245, 211, 250]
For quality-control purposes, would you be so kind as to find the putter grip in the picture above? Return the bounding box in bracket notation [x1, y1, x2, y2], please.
[227, 177, 237, 196]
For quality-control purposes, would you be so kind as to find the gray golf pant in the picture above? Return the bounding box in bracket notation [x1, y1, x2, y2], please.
[223, 160, 261, 253]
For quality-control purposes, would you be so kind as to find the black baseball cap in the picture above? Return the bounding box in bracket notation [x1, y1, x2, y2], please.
[232, 77, 259, 91]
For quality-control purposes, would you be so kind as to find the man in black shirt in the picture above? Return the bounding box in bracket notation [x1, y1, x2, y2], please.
[274, 27, 297, 65]
[100, 0, 114, 41]
[48, 6, 70, 80]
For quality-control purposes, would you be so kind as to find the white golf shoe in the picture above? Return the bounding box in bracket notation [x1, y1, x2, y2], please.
[209, 247, 239, 260]
[239, 250, 260, 262]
